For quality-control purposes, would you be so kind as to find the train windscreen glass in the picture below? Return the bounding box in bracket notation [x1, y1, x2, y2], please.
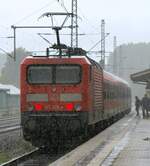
[56, 65, 81, 84]
[27, 65, 81, 84]
[28, 66, 52, 84]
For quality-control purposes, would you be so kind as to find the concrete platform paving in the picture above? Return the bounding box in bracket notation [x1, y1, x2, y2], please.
[110, 116, 150, 166]
[50, 112, 150, 166]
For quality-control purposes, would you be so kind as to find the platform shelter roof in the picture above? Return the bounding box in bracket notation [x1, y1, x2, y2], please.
[0, 84, 20, 95]
[130, 68, 150, 83]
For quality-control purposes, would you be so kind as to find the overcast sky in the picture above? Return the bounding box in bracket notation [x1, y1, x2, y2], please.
[0, 0, 150, 55]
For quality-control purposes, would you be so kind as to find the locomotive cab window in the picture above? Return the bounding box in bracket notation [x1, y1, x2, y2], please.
[27, 64, 81, 84]
[28, 66, 53, 84]
[55, 65, 81, 84]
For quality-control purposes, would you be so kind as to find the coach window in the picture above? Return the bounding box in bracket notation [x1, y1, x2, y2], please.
[114, 85, 117, 99]
[117, 86, 119, 99]
[122, 87, 124, 98]
[104, 82, 107, 100]
[105, 82, 108, 100]
[116, 87, 118, 99]
[106, 83, 109, 100]
[109, 85, 111, 99]
[104, 91, 106, 99]
[89, 65, 92, 81]
[120, 87, 122, 98]
[108, 83, 110, 100]
[119, 86, 121, 98]
[122, 88, 124, 98]
[111, 85, 114, 99]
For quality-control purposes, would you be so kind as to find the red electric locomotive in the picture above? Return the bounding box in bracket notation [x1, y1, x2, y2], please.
[20, 49, 131, 147]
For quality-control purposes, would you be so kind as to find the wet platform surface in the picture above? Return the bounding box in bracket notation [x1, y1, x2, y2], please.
[50, 112, 150, 166]
[111, 116, 150, 166]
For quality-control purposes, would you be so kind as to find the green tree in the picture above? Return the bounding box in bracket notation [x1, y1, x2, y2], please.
[0, 47, 29, 88]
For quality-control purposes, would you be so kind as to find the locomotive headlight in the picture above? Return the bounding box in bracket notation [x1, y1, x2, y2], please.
[65, 103, 74, 111]
[74, 104, 82, 111]
[34, 103, 43, 111]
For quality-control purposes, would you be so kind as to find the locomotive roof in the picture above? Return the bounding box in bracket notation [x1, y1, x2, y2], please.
[23, 55, 103, 66]
[22, 55, 129, 87]
[22, 55, 94, 65]
[86, 57, 129, 86]
[104, 71, 130, 86]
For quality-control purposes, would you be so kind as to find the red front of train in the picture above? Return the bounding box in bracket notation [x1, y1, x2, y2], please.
[20, 55, 131, 147]
[20, 56, 93, 146]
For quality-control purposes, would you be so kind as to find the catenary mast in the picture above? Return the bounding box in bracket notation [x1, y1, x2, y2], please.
[100, 19, 105, 68]
[71, 0, 78, 48]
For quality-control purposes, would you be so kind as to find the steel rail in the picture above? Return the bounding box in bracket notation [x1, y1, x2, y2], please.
[0, 125, 21, 134]
[0, 123, 20, 129]
[0, 116, 20, 122]
[1, 148, 39, 166]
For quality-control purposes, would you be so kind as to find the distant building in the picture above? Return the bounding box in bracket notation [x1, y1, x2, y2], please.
[0, 84, 20, 95]
[0, 84, 20, 116]
[130, 68, 150, 97]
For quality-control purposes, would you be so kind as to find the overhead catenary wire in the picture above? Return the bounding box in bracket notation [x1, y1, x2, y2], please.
[88, 33, 110, 52]
[37, 32, 100, 36]
[78, 7, 100, 33]
[8, 0, 110, 57]
[74, 6, 105, 49]
[0, 47, 13, 58]
[38, 0, 100, 48]
[0, 25, 10, 30]
[13, 0, 56, 25]
[0, 36, 13, 38]
[56, 0, 96, 48]
[37, 33, 53, 45]
[58, 0, 69, 13]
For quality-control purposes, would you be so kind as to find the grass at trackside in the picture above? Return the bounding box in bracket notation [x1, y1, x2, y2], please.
[0, 139, 35, 165]
[0, 152, 10, 164]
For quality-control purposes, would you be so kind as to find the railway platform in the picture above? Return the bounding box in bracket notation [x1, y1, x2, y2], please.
[109, 116, 150, 166]
[50, 111, 150, 166]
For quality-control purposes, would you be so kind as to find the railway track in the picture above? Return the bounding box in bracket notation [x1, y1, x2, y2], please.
[1, 148, 40, 166]
[0, 124, 21, 134]
[0, 130, 88, 166]
[0, 112, 134, 166]
[0, 146, 72, 166]
[0, 116, 20, 123]
[50, 112, 137, 166]
[0, 123, 20, 130]
[0, 116, 21, 134]
[0, 113, 134, 166]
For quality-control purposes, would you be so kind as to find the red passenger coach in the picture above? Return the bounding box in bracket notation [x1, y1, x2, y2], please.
[20, 52, 131, 147]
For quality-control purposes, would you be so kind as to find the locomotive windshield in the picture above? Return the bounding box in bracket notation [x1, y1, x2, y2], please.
[55, 66, 81, 84]
[27, 64, 81, 84]
[28, 66, 52, 84]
